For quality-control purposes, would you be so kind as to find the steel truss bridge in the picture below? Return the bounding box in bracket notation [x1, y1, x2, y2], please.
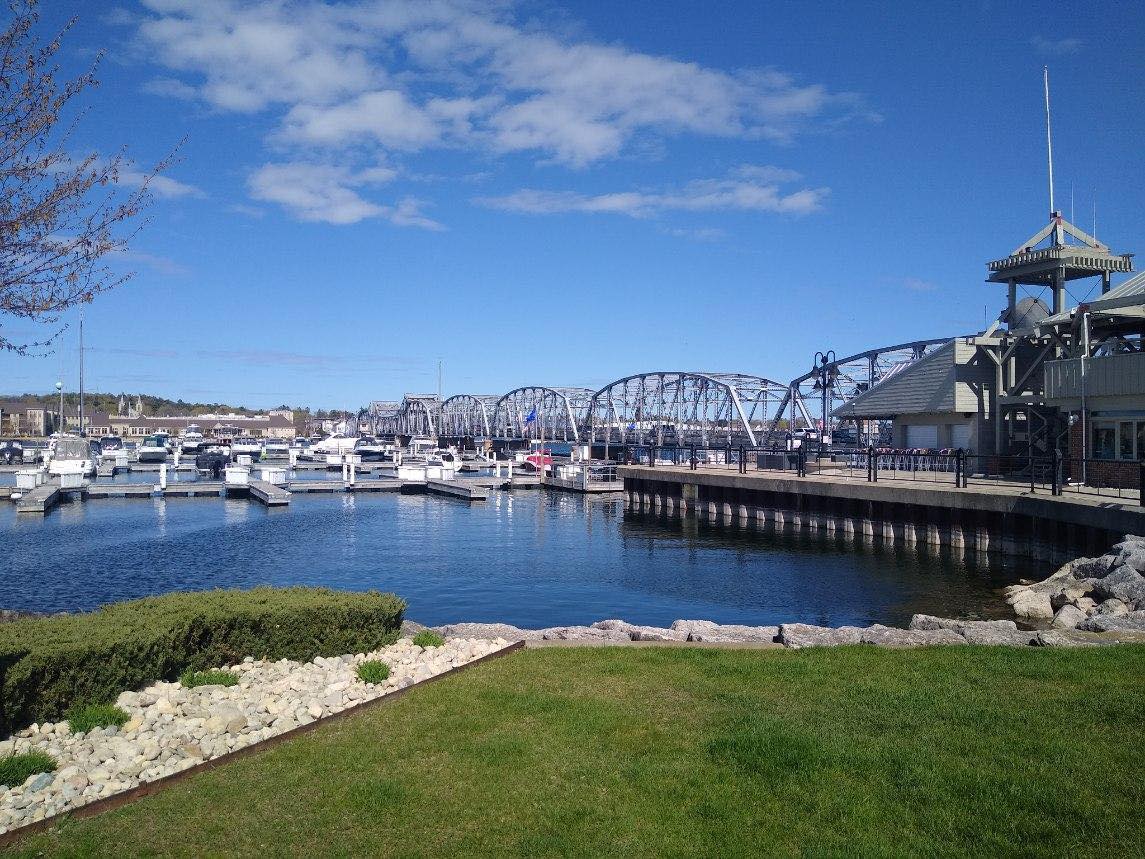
[361, 339, 948, 446]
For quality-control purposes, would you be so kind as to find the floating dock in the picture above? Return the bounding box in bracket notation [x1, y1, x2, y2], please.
[248, 479, 291, 507]
[426, 478, 488, 502]
[15, 479, 60, 514]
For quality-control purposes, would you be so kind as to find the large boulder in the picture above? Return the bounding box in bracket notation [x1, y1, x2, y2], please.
[433, 622, 543, 641]
[1035, 629, 1109, 647]
[1092, 566, 1145, 608]
[960, 626, 1037, 646]
[1070, 554, 1119, 580]
[1050, 579, 1098, 609]
[1094, 598, 1130, 617]
[1114, 545, 1145, 574]
[1050, 604, 1087, 630]
[670, 619, 779, 643]
[1007, 589, 1055, 620]
[1036, 627, 1145, 646]
[909, 615, 1018, 634]
[591, 620, 687, 642]
[778, 624, 864, 648]
[539, 626, 631, 642]
[1079, 611, 1145, 633]
[858, 625, 965, 647]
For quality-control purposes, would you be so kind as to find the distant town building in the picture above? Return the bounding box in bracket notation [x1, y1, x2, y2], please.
[0, 401, 55, 437]
[104, 412, 296, 439]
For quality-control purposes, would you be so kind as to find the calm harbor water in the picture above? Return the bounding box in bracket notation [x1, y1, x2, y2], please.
[0, 491, 1036, 627]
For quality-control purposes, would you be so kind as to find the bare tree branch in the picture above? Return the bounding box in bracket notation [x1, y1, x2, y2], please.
[0, 0, 170, 354]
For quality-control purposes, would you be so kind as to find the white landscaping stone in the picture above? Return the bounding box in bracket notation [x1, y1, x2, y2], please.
[0, 635, 511, 835]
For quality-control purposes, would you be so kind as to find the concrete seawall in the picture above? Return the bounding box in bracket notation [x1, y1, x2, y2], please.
[618, 466, 1144, 563]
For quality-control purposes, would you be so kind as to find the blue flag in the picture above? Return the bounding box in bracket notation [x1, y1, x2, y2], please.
[525, 408, 537, 423]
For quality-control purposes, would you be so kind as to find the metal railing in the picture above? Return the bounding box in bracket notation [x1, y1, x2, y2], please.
[622, 444, 1145, 506]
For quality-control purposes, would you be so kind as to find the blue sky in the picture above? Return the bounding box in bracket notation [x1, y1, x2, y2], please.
[3, 0, 1143, 410]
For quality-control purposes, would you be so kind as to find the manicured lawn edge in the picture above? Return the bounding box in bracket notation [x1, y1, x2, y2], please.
[0, 641, 524, 849]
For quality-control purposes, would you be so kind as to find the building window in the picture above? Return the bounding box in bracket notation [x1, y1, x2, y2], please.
[1092, 423, 1117, 460]
[1121, 422, 1135, 460]
[1093, 420, 1145, 461]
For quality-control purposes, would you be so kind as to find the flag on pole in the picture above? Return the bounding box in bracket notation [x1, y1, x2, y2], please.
[525, 408, 537, 423]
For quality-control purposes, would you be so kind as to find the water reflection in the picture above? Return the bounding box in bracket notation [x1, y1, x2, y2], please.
[0, 491, 1038, 627]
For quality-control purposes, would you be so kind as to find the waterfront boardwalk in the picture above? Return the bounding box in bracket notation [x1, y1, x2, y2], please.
[619, 464, 1145, 559]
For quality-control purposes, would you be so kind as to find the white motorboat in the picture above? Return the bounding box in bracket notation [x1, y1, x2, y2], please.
[426, 447, 461, 478]
[136, 434, 168, 463]
[47, 435, 96, 477]
[180, 425, 205, 454]
[353, 436, 389, 461]
[231, 437, 263, 461]
[313, 433, 358, 457]
[262, 437, 290, 458]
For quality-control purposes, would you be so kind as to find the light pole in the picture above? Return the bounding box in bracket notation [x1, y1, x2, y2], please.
[55, 381, 63, 435]
[812, 351, 836, 459]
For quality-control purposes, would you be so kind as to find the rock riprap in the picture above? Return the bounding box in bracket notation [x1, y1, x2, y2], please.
[0, 636, 508, 835]
[1004, 534, 1145, 631]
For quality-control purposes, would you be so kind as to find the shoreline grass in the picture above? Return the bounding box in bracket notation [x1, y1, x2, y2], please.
[11, 645, 1145, 855]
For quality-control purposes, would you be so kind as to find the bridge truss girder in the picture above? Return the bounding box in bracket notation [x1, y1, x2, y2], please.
[372, 395, 439, 438]
[767, 338, 952, 445]
[439, 394, 500, 439]
[492, 386, 593, 443]
[587, 371, 787, 447]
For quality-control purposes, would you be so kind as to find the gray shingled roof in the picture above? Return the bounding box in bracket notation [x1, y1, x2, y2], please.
[831, 341, 955, 419]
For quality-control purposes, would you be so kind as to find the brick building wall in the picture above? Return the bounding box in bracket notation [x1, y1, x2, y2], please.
[1068, 418, 1139, 489]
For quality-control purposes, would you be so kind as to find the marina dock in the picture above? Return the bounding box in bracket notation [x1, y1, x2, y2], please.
[248, 479, 291, 506]
[15, 479, 60, 514]
[427, 478, 488, 502]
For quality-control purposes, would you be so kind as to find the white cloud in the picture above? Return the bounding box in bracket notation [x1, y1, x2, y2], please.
[387, 197, 444, 231]
[247, 162, 441, 228]
[902, 277, 938, 292]
[279, 90, 446, 149]
[248, 163, 384, 224]
[124, 169, 206, 200]
[141, 77, 199, 100]
[1031, 35, 1083, 56]
[135, 0, 873, 166]
[476, 167, 827, 218]
[137, 0, 379, 112]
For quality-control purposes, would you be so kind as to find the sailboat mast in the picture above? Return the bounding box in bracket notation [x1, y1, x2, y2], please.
[79, 311, 85, 436]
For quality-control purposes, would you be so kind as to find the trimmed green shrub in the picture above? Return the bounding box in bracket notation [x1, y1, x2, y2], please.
[0, 751, 55, 788]
[66, 703, 129, 735]
[356, 660, 391, 684]
[0, 587, 405, 733]
[179, 669, 239, 689]
[412, 630, 444, 649]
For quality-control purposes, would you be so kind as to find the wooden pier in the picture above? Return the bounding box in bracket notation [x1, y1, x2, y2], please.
[248, 479, 291, 506]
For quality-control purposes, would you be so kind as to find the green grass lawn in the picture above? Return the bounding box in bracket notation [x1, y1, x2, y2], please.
[12, 645, 1145, 857]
